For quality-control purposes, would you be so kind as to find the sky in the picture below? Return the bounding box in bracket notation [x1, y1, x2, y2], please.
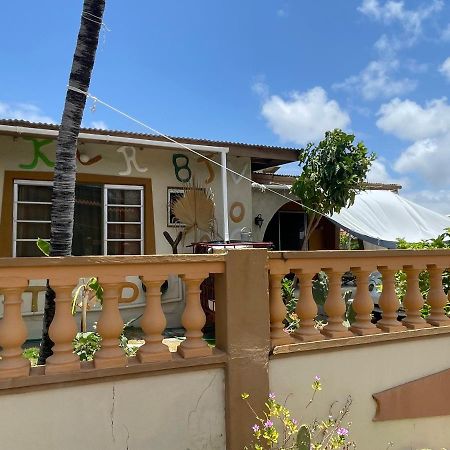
[1, 0, 449, 214]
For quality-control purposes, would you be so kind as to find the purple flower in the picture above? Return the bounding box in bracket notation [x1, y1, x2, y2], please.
[314, 375, 320, 381]
[264, 420, 274, 428]
[252, 424, 260, 432]
[337, 427, 349, 437]
[292, 418, 298, 426]
[269, 392, 276, 400]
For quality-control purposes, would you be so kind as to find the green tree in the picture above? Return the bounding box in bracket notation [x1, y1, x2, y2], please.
[38, 0, 106, 364]
[291, 129, 375, 250]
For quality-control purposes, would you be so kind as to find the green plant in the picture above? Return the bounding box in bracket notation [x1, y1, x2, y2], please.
[291, 129, 375, 250]
[22, 347, 40, 366]
[242, 377, 354, 449]
[72, 328, 138, 361]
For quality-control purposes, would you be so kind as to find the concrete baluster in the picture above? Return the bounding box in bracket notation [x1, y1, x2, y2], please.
[45, 285, 80, 374]
[321, 270, 352, 338]
[426, 265, 450, 326]
[349, 269, 381, 336]
[293, 271, 323, 342]
[269, 273, 295, 347]
[402, 266, 431, 330]
[178, 275, 212, 358]
[376, 267, 406, 332]
[94, 282, 127, 369]
[138, 277, 172, 362]
[0, 286, 30, 379]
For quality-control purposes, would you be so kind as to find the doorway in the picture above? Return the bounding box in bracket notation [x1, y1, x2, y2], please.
[264, 209, 307, 250]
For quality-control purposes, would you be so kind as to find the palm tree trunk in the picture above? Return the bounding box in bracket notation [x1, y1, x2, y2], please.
[38, 0, 106, 364]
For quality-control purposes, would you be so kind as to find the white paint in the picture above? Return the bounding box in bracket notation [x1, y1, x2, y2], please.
[0, 368, 226, 450]
[220, 151, 230, 242]
[116, 146, 148, 176]
[270, 334, 450, 450]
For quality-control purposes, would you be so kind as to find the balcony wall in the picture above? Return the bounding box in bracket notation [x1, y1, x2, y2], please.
[0, 249, 449, 450]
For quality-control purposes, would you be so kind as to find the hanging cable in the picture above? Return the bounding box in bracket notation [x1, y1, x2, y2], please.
[66, 85, 324, 218]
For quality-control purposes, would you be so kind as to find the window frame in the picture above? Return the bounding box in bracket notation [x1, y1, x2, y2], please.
[0, 171, 155, 257]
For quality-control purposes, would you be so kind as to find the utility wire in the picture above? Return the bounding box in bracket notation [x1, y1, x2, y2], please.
[67, 85, 324, 218]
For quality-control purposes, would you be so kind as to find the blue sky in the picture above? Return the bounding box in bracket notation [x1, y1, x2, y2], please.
[1, 0, 449, 213]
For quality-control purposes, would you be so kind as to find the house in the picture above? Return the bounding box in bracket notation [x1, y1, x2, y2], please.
[0, 119, 308, 337]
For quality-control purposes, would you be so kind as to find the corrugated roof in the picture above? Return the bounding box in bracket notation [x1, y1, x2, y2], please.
[0, 119, 299, 153]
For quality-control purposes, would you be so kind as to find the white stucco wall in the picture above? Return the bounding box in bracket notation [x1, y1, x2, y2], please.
[251, 187, 296, 241]
[0, 134, 253, 254]
[270, 335, 450, 450]
[0, 368, 226, 450]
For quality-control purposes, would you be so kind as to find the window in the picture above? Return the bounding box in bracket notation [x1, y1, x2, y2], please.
[13, 180, 144, 257]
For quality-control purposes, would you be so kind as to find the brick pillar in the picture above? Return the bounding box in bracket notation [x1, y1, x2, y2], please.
[215, 249, 270, 450]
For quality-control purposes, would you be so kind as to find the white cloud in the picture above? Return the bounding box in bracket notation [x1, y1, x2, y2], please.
[393, 136, 450, 187]
[259, 87, 350, 145]
[376, 97, 450, 140]
[90, 120, 108, 130]
[0, 101, 54, 123]
[439, 57, 450, 82]
[334, 59, 416, 101]
[358, 0, 443, 46]
[376, 97, 450, 187]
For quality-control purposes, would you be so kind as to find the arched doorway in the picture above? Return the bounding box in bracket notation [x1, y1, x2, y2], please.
[263, 202, 307, 250]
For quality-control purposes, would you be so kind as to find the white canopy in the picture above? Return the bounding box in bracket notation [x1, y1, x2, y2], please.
[328, 190, 450, 248]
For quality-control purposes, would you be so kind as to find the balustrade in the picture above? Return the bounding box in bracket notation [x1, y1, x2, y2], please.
[269, 272, 295, 346]
[137, 277, 172, 363]
[0, 284, 30, 379]
[0, 249, 448, 382]
[178, 274, 213, 358]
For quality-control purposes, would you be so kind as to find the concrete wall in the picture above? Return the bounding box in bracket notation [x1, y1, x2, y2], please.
[0, 368, 226, 450]
[270, 334, 450, 450]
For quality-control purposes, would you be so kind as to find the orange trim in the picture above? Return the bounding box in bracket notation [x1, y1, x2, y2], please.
[0, 171, 156, 256]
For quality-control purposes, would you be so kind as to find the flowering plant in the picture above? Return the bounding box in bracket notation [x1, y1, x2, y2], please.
[242, 376, 354, 449]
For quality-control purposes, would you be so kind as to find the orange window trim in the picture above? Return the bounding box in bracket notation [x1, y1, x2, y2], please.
[0, 171, 156, 257]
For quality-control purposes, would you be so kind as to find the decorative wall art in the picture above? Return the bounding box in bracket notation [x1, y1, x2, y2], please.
[76, 149, 102, 166]
[117, 146, 148, 176]
[229, 201, 245, 223]
[230, 161, 249, 185]
[196, 155, 215, 184]
[19, 138, 55, 170]
[167, 187, 187, 227]
[172, 154, 192, 182]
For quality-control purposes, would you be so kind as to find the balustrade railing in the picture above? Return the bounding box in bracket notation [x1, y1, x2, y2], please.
[268, 250, 450, 348]
[0, 254, 225, 379]
[0, 249, 449, 381]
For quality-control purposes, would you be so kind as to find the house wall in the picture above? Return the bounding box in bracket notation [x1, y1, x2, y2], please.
[0, 367, 226, 450]
[0, 134, 253, 333]
[0, 134, 253, 255]
[270, 334, 450, 450]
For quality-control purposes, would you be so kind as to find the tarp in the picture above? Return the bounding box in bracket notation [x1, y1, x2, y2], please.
[328, 190, 450, 248]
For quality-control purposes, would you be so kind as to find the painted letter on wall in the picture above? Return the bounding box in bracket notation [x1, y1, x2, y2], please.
[19, 138, 55, 170]
[117, 146, 148, 176]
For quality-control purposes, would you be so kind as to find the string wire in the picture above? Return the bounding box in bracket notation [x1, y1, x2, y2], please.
[67, 85, 324, 218]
